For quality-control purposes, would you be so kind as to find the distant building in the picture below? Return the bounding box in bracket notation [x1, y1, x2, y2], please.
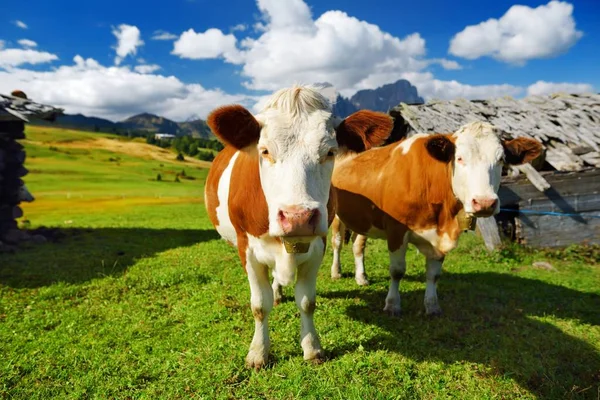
[154, 133, 176, 140]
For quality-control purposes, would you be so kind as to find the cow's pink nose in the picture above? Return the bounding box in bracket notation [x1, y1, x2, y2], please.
[472, 197, 498, 213]
[278, 206, 320, 236]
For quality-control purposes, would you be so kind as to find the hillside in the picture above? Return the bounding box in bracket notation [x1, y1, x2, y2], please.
[31, 112, 215, 139]
[29, 78, 424, 134]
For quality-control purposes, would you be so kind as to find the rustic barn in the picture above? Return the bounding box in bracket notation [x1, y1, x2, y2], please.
[0, 91, 63, 251]
[389, 92, 600, 249]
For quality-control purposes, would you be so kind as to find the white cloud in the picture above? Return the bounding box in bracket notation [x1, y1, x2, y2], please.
[134, 64, 161, 74]
[238, 5, 429, 95]
[0, 55, 256, 121]
[0, 40, 5, 50]
[151, 30, 178, 41]
[435, 59, 462, 70]
[449, 1, 582, 65]
[172, 28, 242, 64]
[0, 48, 58, 68]
[15, 20, 28, 29]
[402, 72, 523, 100]
[231, 24, 248, 32]
[18, 39, 37, 48]
[527, 81, 594, 96]
[112, 24, 144, 65]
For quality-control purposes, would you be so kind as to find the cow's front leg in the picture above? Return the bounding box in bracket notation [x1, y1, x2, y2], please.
[330, 216, 345, 280]
[352, 233, 369, 286]
[295, 240, 324, 361]
[424, 257, 443, 316]
[383, 243, 407, 316]
[246, 256, 274, 369]
[272, 277, 283, 306]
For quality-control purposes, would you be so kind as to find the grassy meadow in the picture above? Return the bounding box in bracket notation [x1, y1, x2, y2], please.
[1, 126, 599, 399]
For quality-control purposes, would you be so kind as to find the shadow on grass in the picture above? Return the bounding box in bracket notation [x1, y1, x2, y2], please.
[0, 227, 220, 288]
[323, 272, 600, 398]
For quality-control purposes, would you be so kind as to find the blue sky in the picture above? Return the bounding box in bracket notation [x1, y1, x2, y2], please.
[1, 0, 598, 121]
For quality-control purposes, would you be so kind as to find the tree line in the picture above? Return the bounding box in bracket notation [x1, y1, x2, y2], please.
[146, 135, 224, 161]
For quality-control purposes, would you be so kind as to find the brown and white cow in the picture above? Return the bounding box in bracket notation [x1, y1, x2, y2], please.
[330, 121, 542, 316]
[204, 85, 392, 368]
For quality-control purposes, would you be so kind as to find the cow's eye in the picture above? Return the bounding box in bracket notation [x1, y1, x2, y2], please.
[327, 150, 335, 157]
[259, 147, 275, 163]
[456, 156, 464, 163]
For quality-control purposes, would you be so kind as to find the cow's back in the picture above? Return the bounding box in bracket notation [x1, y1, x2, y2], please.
[333, 137, 460, 244]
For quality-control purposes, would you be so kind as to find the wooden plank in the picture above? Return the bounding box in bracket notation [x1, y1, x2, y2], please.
[476, 217, 502, 251]
[516, 211, 600, 247]
[499, 169, 600, 206]
[512, 163, 551, 192]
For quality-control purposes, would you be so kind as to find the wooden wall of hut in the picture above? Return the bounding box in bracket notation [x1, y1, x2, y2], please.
[497, 169, 600, 248]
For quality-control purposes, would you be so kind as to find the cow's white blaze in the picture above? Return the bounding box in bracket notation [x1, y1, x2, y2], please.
[451, 122, 505, 216]
[255, 88, 338, 239]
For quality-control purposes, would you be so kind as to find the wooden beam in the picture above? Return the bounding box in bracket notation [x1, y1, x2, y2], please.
[511, 163, 551, 192]
[476, 217, 502, 252]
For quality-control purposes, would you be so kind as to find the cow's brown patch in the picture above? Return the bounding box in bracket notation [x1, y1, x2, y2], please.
[333, 134, 463, 255]
[336, 110, 393, 153]
[205, 146, 238, 230]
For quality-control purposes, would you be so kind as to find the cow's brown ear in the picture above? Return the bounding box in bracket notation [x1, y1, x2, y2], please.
[335, 110, 393, 152]
[425, 134, 455, 163]
[502, 137, 543, 165]
[207, 105, 261, 149]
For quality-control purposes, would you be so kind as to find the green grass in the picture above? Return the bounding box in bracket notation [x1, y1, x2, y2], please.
[1, 126, 599, 399]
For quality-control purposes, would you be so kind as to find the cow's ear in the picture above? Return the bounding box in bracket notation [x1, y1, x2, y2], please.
[425, 134, 455, 163]
[335, 110, 393, 152]
[502, 137, 543, 165]
[207, 105, 261, 149]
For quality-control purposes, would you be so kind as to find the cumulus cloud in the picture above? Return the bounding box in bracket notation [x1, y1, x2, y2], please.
[151, 30, 178, 41]
[170, 0, 534, 102]
[15, 20, 28, 29]
[18, 39, 37, 48]
[0, 55, 256, 121]
[112, 24, 144, 65]
[231, 24, 248, 32]
[402, 72, 523, 100]
[449, 1, 582, 65]
[134, 64, 161, 74]
[527, 80, 594, 96]
[0, 48, 58, 68]
[240, 6, 429, 95]
[172, 28, 242, 63]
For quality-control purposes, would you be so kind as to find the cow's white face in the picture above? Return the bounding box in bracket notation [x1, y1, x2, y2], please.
[451, 123, 505, 217]
[256, 109, 338, 238]
[429, 121, 543, 217]
[207, 85, 393, 242]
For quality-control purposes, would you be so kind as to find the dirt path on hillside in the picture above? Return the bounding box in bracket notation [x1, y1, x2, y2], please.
[42, 138, 213, 168]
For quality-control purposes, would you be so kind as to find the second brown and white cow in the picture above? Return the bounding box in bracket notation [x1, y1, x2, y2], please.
[330, 121, 542, 316]
[204, 85, 392, 368]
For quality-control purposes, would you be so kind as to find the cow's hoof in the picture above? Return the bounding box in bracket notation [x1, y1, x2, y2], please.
[304, 348, 324, 363]
[383, 305, 401, 317]
[331, 273, 342, 280]
[355, 275, 369, 286]
[246, 351, 268, 370]
[425, 304, 443, 317]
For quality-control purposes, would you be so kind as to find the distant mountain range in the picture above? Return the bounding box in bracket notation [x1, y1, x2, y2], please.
[332, 79, 424, 117]
[31, 79, 423, 137]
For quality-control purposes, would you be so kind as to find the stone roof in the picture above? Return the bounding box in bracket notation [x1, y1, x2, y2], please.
[0, 91, 64, 123]
[391, 92, 600, 171]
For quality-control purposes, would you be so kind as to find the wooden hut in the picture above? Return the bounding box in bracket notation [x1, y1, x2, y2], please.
[389, 92, 600, 249]
[0, 91, 63, 250]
